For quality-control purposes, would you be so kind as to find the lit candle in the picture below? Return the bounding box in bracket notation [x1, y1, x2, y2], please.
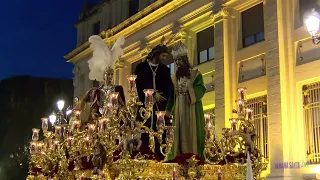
[30, 142, 36, 153]
[32, 128, 40, 141]
[218, 169, 222, 180]
[127, 75, 137, 92]
[54, 140, 59, 151]
[74, 110, 81, 117]
[104, 103, 113, 116]
[109, 92, 119, 109]
[68, 137, 73, 147]
[54, 126, 62, 138]
[238, 87, 246, 100]
[156, 111, 165, 129]
[230, 118, 237, 131]
[100, 118, 108, 132]
[63, 126, 69, 138]
[173, 167, 177, 180]
[246, 108, 253, 121]
[237, 100, 244, 114]
[74, 120, 80, 132]
[85, 136, 90, 146]
[80, 173, 85, 180]
[101, 171, 106, 180]
[88, 124, 95, 134]
[41, 118, 48, 132]
[204, 113, 211, 125]
[143, 89, 154, 107]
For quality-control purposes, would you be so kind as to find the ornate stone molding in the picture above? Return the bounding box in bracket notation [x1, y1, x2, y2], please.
[115, 57, 125, 70]
[210, 6, 229, 24]
[139, 38, 152, 56]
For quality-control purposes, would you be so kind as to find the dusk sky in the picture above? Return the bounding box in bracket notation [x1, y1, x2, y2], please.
[0, 0, 99, 80]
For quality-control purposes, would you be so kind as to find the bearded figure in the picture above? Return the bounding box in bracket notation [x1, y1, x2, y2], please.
[134, 40, 174, 160]
[165, 42, 206, 160]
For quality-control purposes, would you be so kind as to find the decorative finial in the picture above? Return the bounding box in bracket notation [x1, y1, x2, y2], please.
[160, 36, 165, 45]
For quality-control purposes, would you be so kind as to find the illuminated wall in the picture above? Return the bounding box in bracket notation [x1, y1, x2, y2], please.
[65, 0, 320, 178]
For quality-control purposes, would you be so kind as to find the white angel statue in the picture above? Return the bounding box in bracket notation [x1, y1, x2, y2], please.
[88, 35, 125, 82]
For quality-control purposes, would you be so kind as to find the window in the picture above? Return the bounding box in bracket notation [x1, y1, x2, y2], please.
[299, 0, 320, 27]
[167, 63, 175, 75]
[129, 0, 139, 17]
[247, 95, 268, 158]
[93, 21, 100, 35]
[197, 26, 214, 64]
[303, 82, 320, 164]
[242, 3, 264, 47]
[92, 80, 100, 87]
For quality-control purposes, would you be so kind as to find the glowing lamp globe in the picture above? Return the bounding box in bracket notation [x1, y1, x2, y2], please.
[57, 100, 65, 111]
[305, 10, 320, 36]
[49, 114, 57, 125]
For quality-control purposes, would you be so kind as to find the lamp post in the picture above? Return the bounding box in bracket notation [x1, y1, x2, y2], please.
[49, 100, 72, 126]
[305, 9, 320, 44]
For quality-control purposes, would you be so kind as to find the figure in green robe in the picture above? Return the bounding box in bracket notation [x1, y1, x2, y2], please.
[165, 54, 206, 160]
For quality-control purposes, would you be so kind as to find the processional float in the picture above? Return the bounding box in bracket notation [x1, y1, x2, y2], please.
[26, 36, 268, 180]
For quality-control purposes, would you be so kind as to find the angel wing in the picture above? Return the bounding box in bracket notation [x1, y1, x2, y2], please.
[110, 36, 125, 69]
[88, 35, 112, 81]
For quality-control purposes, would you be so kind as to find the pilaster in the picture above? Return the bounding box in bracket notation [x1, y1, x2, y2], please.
[265, 0, 292, 178]
[212, 0, 233, 138]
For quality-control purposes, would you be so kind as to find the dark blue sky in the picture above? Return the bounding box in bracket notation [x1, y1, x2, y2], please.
[0, 0, 99, 80]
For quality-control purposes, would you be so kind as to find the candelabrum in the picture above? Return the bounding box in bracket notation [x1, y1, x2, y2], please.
[27, 74, 175, 180]
[203, 87, 268, 179]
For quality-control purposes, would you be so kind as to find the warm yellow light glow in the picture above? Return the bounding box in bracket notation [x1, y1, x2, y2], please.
[310, 165, 320, 174]
[305, 9, 320, 36]
[203, 104, 215, 111]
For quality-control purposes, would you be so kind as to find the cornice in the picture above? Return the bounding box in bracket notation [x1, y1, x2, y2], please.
[179, 2, 214, 25]
[210, 6, 229, 24]
[65, 0, 191, 64]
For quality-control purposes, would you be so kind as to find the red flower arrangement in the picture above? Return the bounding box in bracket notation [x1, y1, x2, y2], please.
[168, 153, 205, 165]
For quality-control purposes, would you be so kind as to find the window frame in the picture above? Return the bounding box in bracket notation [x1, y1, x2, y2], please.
[196, 26, 215, 65]
[241, 3, 265, 48]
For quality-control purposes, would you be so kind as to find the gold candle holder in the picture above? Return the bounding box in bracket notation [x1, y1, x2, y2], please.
[53, 140, 59, 151]
[246, 108, 253, 121]
[32, 128, 40, 141]
[204, 114, 211, 126]
[73, 120, 80, 132]
[41, 118, 48, 132]
[156, 111, 166, 130]
[100, 118, 108, 132]
[54, 125, 62, 137]
[63, 126, 69, 138]
[229, 118, 238, 131]
[88, 124, 96, 134]
[67, 137, 73, 147]
[30, 142, 37, 154]
[143, 89, 154, 107]
[127, 75, 137, 92]
[109, 92, 119, 109]
[237, 100, 245, 115]
[237, 87, 246, 100]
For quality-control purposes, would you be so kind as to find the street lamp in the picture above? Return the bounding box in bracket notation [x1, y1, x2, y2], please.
[305, 9, 320, 44]
[57, 100, 65, 111]
[49, 113, 57, 125]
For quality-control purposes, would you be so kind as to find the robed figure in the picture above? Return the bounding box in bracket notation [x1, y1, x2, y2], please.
[165, 42, 206, 160]
[135, 43, 174, 160]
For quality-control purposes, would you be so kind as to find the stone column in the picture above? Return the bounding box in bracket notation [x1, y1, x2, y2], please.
[73, 66, 81, 99]
[265, 0, 291, 179]
[212, 0, 232, 137]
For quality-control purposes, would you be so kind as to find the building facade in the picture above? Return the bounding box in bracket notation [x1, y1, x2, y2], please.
[65, 0, 320, 179]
